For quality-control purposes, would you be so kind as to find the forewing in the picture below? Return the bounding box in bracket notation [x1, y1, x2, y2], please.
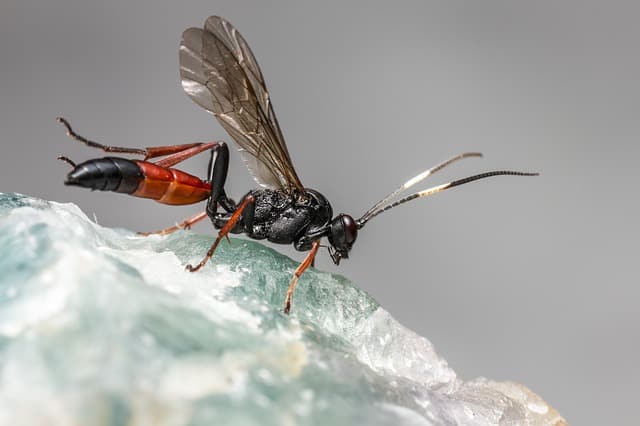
[180, 16, 303, 192]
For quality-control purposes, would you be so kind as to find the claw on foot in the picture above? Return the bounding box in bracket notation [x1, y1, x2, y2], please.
[185, 263, 201, 272]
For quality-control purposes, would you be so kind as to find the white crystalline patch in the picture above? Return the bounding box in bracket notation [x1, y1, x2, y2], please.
[159, 355, 249, 400]
[159, 340, 308, 401]
[377, 403, 434, 426]
[451, 380, 566, 426]
[0, 244, 95, 337]
[274, 341, 308, 377]
[351, 308, 457, 391]
[48, 200, 92, 220]
[528, 400, 550, 415]
[100, 246, 261, 330]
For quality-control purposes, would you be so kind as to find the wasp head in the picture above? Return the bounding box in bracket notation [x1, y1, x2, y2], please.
[327, 214, 358, 265]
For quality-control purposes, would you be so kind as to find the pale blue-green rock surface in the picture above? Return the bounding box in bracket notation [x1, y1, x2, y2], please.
[0, 193, 565, 426]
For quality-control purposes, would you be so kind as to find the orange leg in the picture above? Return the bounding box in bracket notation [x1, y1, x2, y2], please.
[152, 143, 219, 168]
[284, 240, 320, 314]
[57, 117, 221, 167]
[138, 211, 208, 236]
[185, 195, 255, 272]
[57, 117, 146, 156]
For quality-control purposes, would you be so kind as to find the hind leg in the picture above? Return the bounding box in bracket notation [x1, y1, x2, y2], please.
[57, 116, 222, 165]
[138, 211, 208, 236]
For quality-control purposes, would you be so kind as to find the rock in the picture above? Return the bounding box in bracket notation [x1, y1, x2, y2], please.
[0, 193, 566, 425]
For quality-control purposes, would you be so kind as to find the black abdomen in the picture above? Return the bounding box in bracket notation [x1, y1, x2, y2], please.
[65, 157, 143, 194]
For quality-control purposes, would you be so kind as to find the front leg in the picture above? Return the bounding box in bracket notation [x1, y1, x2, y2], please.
[294, 226, 329, 251]
[284, 240, 321, 314]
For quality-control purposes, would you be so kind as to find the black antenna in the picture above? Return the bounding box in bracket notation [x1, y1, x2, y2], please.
[357, 170, 538, 228]
[360, 152, 483, 222]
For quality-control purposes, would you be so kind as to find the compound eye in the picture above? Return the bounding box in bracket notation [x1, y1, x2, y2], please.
[328, 214, 358, 250]
[341, 215, 358, 245]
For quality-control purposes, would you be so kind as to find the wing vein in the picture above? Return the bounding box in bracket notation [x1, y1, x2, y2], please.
[180, 16, 303, 192]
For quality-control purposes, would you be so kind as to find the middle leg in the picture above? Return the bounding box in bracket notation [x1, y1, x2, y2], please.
[186, 194, 256, 272]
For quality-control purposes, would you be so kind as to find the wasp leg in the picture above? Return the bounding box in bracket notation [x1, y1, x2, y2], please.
[57, 117, 146, 155]
[138, 211, 208, 236]
[205, 142, 234, 216]
[284, 240, 320, 314]
[186, 194, 256, 272]
[57, 156, 77, 168]
[57, 117, 223, 165]
[138, 143, 229, 237]
[152, 142, 221, 167]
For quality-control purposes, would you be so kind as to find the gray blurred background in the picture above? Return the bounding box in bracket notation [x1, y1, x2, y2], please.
[1, 1, 638, 424]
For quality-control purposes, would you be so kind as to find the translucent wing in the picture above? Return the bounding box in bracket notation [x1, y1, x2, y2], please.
[180, 16, 303, 192]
